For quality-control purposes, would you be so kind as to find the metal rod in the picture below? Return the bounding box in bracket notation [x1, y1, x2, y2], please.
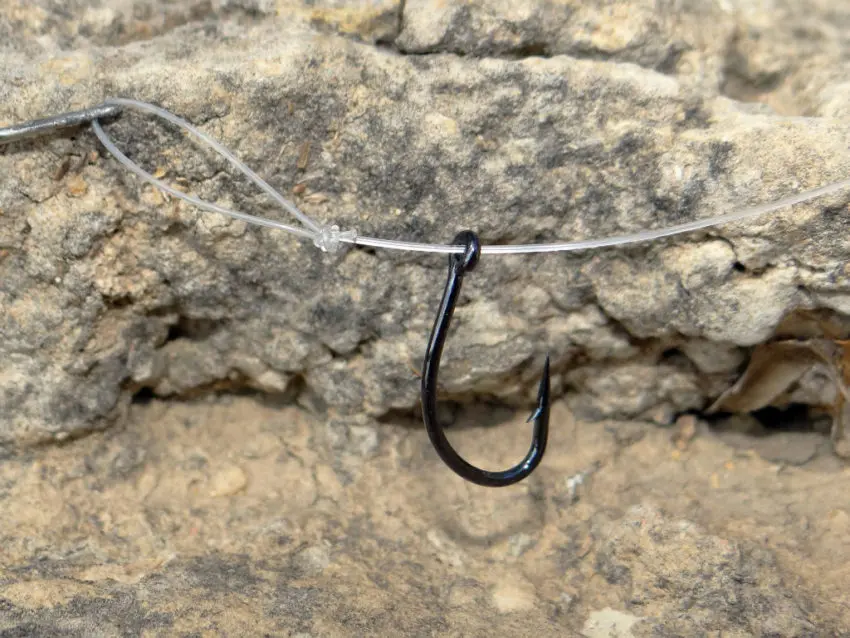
[0, 103, 123, 146]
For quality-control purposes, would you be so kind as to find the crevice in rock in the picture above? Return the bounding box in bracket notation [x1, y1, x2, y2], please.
[513, 42, 552, 58]
[127, 372, 245, 402]
[392, 45, 558, 61]
[719, 30, 787, 106]
[131, 386, 156, 405]
[128, 362, 304, 409]
[706, 404, 834, 469]
[707, 403, 831, 436]
[391, 35, 693, 71]
[165, 316, 227, 342]
[372, 0, 405, 52]
[751, 403, 831, 435]
[376, 396, 534, 433]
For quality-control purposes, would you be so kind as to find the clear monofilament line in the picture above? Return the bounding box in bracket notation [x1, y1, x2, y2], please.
[92, 98, 850, 255]
[477, 177, 850, 254]
[102, 97, 324, 236]
[92, 119, 317, 240]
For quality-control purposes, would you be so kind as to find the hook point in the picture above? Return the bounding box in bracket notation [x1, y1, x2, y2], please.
[526, 354, 551, 423]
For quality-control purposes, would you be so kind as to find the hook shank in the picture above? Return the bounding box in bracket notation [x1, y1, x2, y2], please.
[421, 230, 551, 487]
[0, 103, 122, 146]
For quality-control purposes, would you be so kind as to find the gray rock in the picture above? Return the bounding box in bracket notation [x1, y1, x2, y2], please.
[602, 506, 820, 637]
[398, 0, 732, 86]
[2, 1, 850, 442]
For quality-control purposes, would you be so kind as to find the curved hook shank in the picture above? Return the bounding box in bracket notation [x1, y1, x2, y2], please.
[421, 230, 551, 487]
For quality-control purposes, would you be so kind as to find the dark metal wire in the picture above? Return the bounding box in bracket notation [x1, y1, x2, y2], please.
[0, 103, 122, 146]
[420, 230, 551, 487]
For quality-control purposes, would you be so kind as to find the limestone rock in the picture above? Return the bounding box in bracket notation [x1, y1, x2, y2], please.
[3, 1, 850, 442]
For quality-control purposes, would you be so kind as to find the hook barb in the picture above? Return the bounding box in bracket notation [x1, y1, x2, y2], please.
[420, 230, 551, 487]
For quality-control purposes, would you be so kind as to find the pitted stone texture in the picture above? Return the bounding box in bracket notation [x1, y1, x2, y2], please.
[3, 2, 850, 442]
[0, 0, 401, 52]
[397, 0, 850, 114]
[398, 0, 733, 85]
[0, 398, 847, 634]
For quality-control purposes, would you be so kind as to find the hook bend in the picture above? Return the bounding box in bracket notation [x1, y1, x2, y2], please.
[420, 230, 551, 487]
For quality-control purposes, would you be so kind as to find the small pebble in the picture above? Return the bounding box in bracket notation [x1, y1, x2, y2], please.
[582, 608, 643, 638]
[66, 174, 88, 197]
[491, 581, 536, 613]
[209, 465, 247, 497]
[292, 545, 331, 577]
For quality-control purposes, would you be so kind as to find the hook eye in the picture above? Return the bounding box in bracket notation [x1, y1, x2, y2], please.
[451, 230, 481, 271]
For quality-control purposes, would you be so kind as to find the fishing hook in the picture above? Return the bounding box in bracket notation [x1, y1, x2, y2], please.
[420, 230, 551, 487]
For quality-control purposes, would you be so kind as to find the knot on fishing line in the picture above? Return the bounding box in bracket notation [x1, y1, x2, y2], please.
[312, 224, 357, 253]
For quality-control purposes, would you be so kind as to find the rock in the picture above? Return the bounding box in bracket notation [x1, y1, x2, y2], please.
[208, 464, 248, 496]
[0, 396, 847, 633]
[0, 0, 401, 50]
[398, 0, 734, 90]
[582, 608, 644, 638]
[3, 1, 850, 446]
[398, 0, 850, 113]
[595, 505, 821, 637]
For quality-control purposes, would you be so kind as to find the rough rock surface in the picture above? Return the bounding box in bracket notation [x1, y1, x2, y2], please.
[4, 3, 850, 631]
[1, 397, 849, 635]
[3, 1, 850, 442]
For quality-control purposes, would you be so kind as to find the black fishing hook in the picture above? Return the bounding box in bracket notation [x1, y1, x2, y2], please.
[420, 230, 551, 487]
